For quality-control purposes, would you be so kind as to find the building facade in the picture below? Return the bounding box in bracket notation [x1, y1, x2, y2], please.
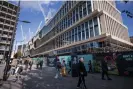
[29, 1, 133, 57]
[0, 1, 20, 60]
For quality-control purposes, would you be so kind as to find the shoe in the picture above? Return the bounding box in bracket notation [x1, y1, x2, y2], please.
[108, 78, 112, 80]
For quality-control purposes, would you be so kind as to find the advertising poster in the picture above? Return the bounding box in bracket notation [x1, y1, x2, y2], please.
[47, 56, 56, 67]
[71, 54, 79, 77]
[77, 54, 93, 72]
[93, 53, 119, 75]
[116, 52, 133, 76]
[58, 55, 71, 69]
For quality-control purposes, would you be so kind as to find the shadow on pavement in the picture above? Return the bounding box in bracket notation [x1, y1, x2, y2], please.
[22, 67, 133, 89]
[22, 67, 77, 89]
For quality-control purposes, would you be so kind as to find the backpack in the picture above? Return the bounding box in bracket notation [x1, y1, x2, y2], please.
[57, 61, 61, 69]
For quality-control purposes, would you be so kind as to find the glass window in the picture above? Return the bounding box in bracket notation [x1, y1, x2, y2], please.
[75, 27, 78, 42]
[69, 31, 71, 43]
[82, 24, 85, 40]
[72, 29, 75, 42]
[79, 4, 83, 19]
[76, 8, 79, 21]
[89, 20, 93, 27]
[90, 27, 94, 37]
[78, 26, 81, 41]
[69, 2, 71, 9]
[83, 2, 87, 17]
[87, 1, 92, 15]
[73, 10, 76, 23]
[94, 25, 99, 36]
[94, 17, 98, 26]
[85, 22, 89, 39]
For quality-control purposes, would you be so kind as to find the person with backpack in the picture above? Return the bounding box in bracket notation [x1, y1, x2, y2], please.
[77, 58, 87, 89]
[54, 56, 62, 79]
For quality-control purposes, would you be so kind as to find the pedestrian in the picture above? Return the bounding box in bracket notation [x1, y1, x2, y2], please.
[101, 59, 112, 80]
[24, 58, 29, 71]
[28, 56, 33, 70]
[54, 56, 62, 79]
[61, 60, 67, 77]
[77, 58, 87, 89]
[68, 60, 71, 74]
[40, 59, 43, 69]
[88, 60, 92, 73]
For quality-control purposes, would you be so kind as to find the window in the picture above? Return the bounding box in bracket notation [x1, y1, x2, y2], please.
[89, 20, 93, 27]
[90, 27, 94, 37]
[69, 2, 71, 9]
[83, 2, 87, 16]
[73, 10, 76, 23]
[79, 5, 83, 19]
[85, 22, 89, 39]
[87, 1, 92, 15]
[94, 17, 98, 26]
[78, 26, 81, 41]
[69, 31, 71, 43]
[75, 27, 78, 42]
[76, 8, 79, 21]
[72, 29, 75, 42]
[82, 24, 85, 40]
[94, 25, 99, 36]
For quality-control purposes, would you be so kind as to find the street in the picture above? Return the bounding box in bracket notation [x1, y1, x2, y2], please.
[0, 65, 133, 89]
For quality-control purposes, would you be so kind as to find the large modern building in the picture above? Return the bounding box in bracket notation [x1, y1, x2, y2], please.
[0, 1, 20, 60]
[29, 1, 133, 57]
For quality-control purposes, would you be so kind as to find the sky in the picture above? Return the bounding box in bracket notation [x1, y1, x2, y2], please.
[9, 0, 133, 51]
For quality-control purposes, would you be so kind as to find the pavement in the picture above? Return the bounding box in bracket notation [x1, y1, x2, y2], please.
[0, 64, 133, 89]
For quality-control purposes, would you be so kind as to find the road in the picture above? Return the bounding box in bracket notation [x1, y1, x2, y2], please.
[0, 65, 133, 89]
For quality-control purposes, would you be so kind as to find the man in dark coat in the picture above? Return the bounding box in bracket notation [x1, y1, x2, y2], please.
[77, 58, 87, 89]
[101, 59, 112, 80]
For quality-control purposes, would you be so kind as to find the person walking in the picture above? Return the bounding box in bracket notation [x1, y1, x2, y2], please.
[101, 59, 112, 80]
[68, 60, 71, 74]
[28, 56, 33, 70]
[24, 58, 29, 71]
[54, 56, 61, 79]
[39, 58, 43, 69]
[61, 60, 67, 77]
[77, 58, 87, 89]
[88, 60, 92, 73]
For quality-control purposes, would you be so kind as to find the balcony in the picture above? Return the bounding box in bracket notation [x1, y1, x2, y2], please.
[0, 41, 7, 44]
[2, 34, 8, 38]
[0, 46, 6, 50]
[0, 55, 4, 59]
